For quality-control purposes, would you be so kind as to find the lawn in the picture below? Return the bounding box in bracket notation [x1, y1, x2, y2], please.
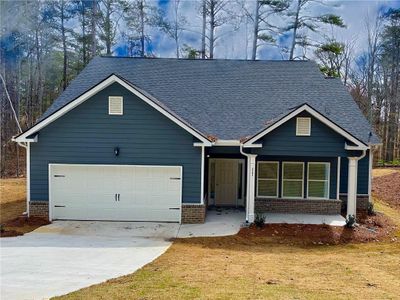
[55, 169, 400, 300]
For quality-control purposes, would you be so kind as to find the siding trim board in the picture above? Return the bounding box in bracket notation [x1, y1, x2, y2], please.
[13, 74, 212, 146]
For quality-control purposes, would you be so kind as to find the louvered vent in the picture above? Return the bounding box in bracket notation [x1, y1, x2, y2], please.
[296, 117, 311, 136]
[109, 96, 123, 115]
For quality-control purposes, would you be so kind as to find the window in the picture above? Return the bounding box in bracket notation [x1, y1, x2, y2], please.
[282, 162, 304, 198]
[307, 162, 330, 199]
[257, 162, 278, 197]
[109, 96, 123, 115]
[296, 117, 311, 136]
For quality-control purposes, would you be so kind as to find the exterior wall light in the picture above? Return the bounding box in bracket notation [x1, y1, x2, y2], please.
[114, 147, 120, 156]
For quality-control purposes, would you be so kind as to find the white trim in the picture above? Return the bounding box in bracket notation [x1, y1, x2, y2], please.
[368, 149, 372, 202]
[306, 162, 330, 199]
[108, 96, 123, 115]
[48, 163, 183, 223]
[200, 146, 205, 204]
[256, 161, 279, 198]
[296, 117, 311, 136]
[26, 142, 31, 217]
[13, 75, 212, 146]
[345, 142, 368, 151]
[337, 157, 341, 200]
[244, 104, 368, 148]
[281, 162, 304, 199]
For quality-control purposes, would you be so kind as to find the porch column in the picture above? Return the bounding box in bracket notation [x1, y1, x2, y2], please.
[347, 157, 358, 218]
[246, 154, 257, 223]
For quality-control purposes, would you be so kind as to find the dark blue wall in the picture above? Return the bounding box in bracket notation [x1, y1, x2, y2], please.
[30, 83, 201, 203]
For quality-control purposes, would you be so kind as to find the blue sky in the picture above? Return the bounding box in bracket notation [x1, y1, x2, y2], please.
[130, 0, 400, 60]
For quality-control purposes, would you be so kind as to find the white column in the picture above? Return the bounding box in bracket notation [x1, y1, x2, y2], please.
[200, 146, 205, 204]
[27, 142, 31, 217]
[246, 154, 257, 223]
[347, 157, 358, 218]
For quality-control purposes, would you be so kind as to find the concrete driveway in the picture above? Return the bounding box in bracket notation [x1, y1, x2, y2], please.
[0, 222, 180, 300]
[0, 210, 244, 300]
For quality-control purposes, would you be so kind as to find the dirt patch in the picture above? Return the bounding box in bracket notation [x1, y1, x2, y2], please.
[238, 213, 396, 245]
[0, 216, 50, 238]
[372, 171, 400, 210]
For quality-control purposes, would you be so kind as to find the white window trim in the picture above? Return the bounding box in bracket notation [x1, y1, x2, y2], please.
[108, 96, 123, 115]
[296, 117, 311, 136]
[307, 162, 331, 200]
[256, 161, 279, 198]
[281, 162, 304, 199]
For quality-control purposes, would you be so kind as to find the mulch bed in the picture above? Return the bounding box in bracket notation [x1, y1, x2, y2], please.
[372, 171, 400, 210]
[238, 213, 397, 245]
[0, 216, 50, 238]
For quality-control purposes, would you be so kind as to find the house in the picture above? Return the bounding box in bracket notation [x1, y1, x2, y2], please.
[13, 57, 380, 224]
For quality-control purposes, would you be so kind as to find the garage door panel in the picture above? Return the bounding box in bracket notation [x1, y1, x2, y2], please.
[50, 164, 182, 222]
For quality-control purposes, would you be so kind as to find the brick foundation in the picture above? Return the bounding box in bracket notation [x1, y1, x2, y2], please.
[339, 195, 370, 214]
[181, 204, 206, 224]
[29, 201, 49, 219]
[255, 198, 342, 215]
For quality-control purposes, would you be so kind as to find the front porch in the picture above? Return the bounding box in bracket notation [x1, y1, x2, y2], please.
[203, 147, 369, 224]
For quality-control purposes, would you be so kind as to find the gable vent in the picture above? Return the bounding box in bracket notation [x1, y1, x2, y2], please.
[109, 96, 123, 115]
[296, 117, 311, 136]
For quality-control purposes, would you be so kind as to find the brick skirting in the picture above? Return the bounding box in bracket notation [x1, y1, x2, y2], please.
[255, 198, 342, 215]
[339, 195, 370, 214]
[181, 204, 206, 224]
[29, 201, 49, 219]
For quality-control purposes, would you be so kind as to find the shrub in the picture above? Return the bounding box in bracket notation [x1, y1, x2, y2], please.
[368, 202, 376, 216]
[346, 215, 356, 228]
[254, 213, 266, 228]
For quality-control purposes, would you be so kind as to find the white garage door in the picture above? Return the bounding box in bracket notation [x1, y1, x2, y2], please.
[49, 164, 182, 222]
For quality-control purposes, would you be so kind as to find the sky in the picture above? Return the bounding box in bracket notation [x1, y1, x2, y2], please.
[130, 0, 400, 60]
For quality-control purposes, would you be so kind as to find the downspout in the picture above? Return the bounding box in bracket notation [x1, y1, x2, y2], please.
[347, 149, 366, 219]
[240, 144, 257, 223]
[17, 142, 29, 217]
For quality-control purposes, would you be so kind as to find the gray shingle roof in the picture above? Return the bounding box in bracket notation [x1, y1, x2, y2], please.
[39, 56, 379, 144]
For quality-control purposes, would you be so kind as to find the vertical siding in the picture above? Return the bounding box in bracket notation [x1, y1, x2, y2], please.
[30, 83, 201, 203]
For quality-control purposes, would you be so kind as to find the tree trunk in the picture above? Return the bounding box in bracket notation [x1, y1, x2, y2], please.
[289, 0, 301, 60]
[61, 1, 67, 90]
[140, 0, 145, 57]
[251, 1, 260, 60]
[91, 0, 97, 57]
[209, 0, 215, 59]
[201, 0, 206, 59]
[105, 0, 112, 55]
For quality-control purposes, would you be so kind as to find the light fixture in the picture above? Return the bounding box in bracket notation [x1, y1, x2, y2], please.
[114, 147, 120, 156]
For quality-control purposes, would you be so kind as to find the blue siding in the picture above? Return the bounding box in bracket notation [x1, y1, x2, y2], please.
[340, 151, 370, 194]
[252, 112, 349, 157]
[30, 83, 201, 203]
[256, 156, 338, 199]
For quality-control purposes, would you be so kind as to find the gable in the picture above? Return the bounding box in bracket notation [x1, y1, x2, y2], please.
[244, 104, 368, 150]
[252, 112, 359, 157]
[13, 75, 211, 145]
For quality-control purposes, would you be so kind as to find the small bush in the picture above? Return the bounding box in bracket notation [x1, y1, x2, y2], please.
[0, 224, 4, 233]
[254, 213, 266, 228]
[346, 215, 356, 228]
[368, 202, 376, 216]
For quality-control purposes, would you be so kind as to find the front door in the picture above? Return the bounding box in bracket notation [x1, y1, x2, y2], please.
[215, 160, 239, 206]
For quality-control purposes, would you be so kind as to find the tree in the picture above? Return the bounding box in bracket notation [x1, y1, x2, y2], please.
[123, 0, 164, 57]
[285, 0, 345, 60]
[162, 0, 187, 58]
[98, 0, 125, 55]
[250, 0, 290, 60]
